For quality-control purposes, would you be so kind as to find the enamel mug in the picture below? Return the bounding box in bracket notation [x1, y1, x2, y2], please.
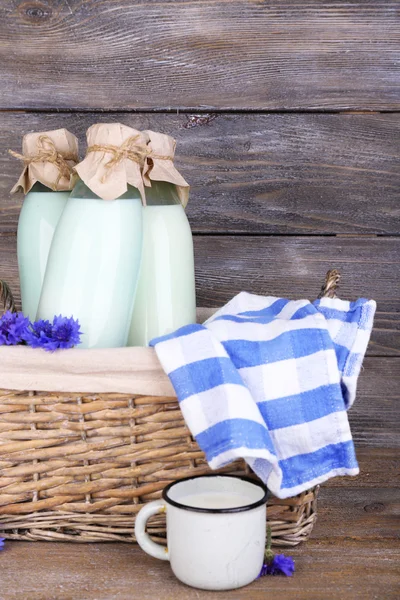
[134, 474, 268, 591]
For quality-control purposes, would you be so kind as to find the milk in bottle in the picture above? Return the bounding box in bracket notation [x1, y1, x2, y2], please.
[128, 131, 195, 346]
[10, 129, 79, 320]
[37, 124, 146, 348]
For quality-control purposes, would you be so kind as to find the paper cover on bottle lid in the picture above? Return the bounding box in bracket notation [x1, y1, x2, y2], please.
[142, 130, 190, 208]
[75, 123, 148, 202]
[10, 129, 79, 194]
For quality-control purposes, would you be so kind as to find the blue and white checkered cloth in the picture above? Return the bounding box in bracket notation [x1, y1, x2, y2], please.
[150, 293, 376, 499]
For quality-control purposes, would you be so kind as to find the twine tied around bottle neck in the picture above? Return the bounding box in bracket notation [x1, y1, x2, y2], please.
[85, 136, 176, 184]
[8, 135, 78, 191]
[86, 135, 153, 183]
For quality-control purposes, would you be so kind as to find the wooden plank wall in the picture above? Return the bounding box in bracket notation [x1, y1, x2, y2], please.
[0, 1, 399, 517]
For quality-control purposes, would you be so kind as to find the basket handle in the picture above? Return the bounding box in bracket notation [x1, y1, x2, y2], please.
[0, 280, 16, 315]
[318, 269, 340, 299]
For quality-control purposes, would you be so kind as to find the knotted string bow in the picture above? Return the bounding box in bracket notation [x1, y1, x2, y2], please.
[86, 135, 151, 183]
[9, 135, 78, 191]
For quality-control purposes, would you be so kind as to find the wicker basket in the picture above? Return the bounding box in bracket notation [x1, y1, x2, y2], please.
[0, 272, 340, 546]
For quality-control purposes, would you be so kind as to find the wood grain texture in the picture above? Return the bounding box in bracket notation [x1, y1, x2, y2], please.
[316, 487, 400, 540]
[0, 537, 398, 600]
[194, 235, 400, 355]
[350, 361, 400, 448]
[1, 234, 399, 355]
[192, 235, 399, 307]
[1, 1, 399, 111]
[323, 447, 400, 488]
[1, 112, 399, 235]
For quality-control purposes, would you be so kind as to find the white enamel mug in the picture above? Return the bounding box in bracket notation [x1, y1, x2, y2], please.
[135, 474, 268, 591]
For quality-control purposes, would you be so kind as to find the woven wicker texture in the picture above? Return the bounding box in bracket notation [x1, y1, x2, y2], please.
[0, 272, 340, 546]
[0, 390, 318, 546]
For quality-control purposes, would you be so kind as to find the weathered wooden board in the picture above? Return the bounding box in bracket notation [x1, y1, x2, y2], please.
[194, 235, 400, 355]
[350, 363, 400, 448]
[1, 1, 399, 111]
[193, 236, 399, 309]
[1, 112, 399, 235]
[315, 487, 400, 541]
[1, 235, 399, 355]
[0, 538, 398, 600]
[323, 448, 400, 488]
[195, 236, 400, 356]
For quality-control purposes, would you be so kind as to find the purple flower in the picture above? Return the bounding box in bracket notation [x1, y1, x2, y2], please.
[25, 316, 82, 351]
[258, 555, 295, 577]
[0, 538, 4, 550]
[24, 319, 53, 348]
[0, 311, 30, 345]
[50, 315, 82, 350]
[257, 527, 295, 577]
[270, 554, 295, 576]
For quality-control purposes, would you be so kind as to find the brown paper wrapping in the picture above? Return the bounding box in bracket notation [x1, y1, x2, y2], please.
[75, 123, 149, 202]
[10, 129, 79, 194]
[142, 130, 190, 208]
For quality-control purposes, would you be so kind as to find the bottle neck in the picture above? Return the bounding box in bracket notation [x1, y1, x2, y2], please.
[69, 179, 183, 204]
[29, 182, 59, 193]
[144, 181, 181, 206]
[70, 179, 142, 201]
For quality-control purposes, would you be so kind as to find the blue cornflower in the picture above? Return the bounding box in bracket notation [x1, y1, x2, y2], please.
[50, 315, 82, 350]
[0, 311, 30, 345]
[258, 526, 295, 577]
[25, 316, 82, 351]
[24, 319, 53, 349]
[0, 537, 5, 550]
[261, 554, 295, 577]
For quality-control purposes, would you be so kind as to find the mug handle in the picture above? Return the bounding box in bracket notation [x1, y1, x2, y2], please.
[135, 499, 170, 561]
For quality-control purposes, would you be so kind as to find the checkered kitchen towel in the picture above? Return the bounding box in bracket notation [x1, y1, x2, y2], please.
[150, 293, 376, 499]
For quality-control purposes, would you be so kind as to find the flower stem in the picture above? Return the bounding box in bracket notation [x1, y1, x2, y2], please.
[265, 525, 274, 563]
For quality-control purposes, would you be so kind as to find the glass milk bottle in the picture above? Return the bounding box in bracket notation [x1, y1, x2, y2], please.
[37, 123, 147, 349]
[128, 131, 196, 346]
[9, 129, 79, 320]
